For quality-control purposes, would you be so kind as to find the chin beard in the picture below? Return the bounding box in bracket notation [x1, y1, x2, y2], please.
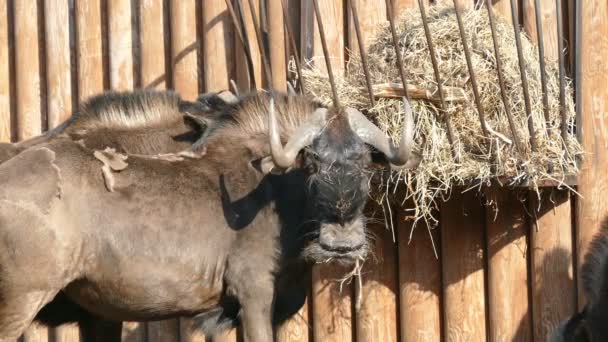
[300, 242, 368, 266]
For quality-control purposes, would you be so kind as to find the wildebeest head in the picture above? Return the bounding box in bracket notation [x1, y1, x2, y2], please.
[263, 97, 417, 264]
[550, 217, 608, 342]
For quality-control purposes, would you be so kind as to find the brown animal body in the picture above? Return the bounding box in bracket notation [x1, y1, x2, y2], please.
[0, 92, 418, 341]
[550, 216, 608, 342]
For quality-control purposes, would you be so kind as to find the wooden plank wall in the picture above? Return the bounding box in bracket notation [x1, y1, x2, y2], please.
[0, 0, 606, 341]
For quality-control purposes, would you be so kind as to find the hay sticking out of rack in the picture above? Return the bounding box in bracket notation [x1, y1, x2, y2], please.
[298, 2, 582, 228]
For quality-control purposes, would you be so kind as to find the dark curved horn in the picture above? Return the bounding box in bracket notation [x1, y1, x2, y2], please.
[346, 97, 415, 169]
[268, 98, 327, 168]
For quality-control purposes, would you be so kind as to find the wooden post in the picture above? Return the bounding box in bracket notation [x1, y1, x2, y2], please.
[346, 0, 386, 63]
[138, 0, 167, 89]
[301, 0, 344, 75]
[44, 0, 73, 129]
[147, 319, 180, 342]
[0, 0, 10, 143]
[398, 212, 441, 342]
[576, 0, 608, 310]
[51, 323, 81, 342]
[275, 298, 311, 342]
[120, 321, 145, 342]
[235, 0, 262, 92]
[170, 0, 199, 99]
[107, 0, 134, 90]
[312, 264, 354, 342]
[356, 207, 398, 342]
[485, 188, 532, 341]
[202, 0, 234, 92]
[522, 0, 559, 61]
[76, 0, 104, 101]
[13, 0, 41, 140]
[267, 0, 286, 91]
[392, 0, 428, 18]
[529, 189, 576, 340]
[441, 190, 487, 342]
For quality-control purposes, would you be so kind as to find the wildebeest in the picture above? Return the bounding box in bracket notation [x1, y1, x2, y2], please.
[550, 216, 608, 342]
[0, 89, 238, 165]
[0, 91, 418, 341]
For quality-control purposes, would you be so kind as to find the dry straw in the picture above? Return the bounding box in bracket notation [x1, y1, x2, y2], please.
[296, 1, 582, 231]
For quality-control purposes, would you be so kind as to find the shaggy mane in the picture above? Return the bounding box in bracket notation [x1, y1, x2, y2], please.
[68, 90, 184, 130]
[214, 92, 324, 139]
[581, 216, 608, 304]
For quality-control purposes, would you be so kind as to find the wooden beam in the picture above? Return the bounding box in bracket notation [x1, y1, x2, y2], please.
[356, 207, 398, 342]
[0, 0, 10, 143]
[107, 0, 134, 90]
[392, 0, 428, 18]
[399, 210, 442, 342]
[44, 0, 72, 129]
[522, 0, 559, 61]
[138, 0, 166, 89]
[235, 0, 262, 92]
[441, 190, 487, 342]
[202, 0, 234, 92]
[147, 319, 179, 342]
[267, 0, 286, 91]
[576, 0, 608, 310]
[530, 189, 576, 340]
[170, 0, 199, 99]
[13, 0, 41, 140]
[312, 263, 354, 342]
[76, 0, 104, 101]
[485, 188, 532, 341]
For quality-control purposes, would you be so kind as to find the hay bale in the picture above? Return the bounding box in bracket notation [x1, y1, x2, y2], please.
[298, 2, 582, 227]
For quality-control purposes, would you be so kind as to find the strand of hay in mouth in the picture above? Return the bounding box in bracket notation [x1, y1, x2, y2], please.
[296, 1, 582, 231]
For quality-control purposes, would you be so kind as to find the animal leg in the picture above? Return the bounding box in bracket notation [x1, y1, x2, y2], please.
[226, 268, 275, 342]
[79, 316, 122, 342]
[0, 289, 60, 341]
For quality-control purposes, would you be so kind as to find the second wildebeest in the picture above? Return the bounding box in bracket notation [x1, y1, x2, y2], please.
[550, 216, 608, 342]
[0, 92, 418, 341]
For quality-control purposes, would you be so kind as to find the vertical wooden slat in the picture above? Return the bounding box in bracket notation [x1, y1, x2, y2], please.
[398, 214, 441, 342]
[310, 0, 343, 75]
[211, 329, 239, 342]
[107, 0, 134, 90]
[492, 0, 515, 21]
[76, 0, 104, 101]
[139, 0, 166, 89]
[22, 323, 49, 342]
[121, 321, 146, 342]
[0, 0, 10, 142]
[346, 0, 386, 60]
[147, 319, 180, 342]
[312, 264, 354, 342]
[202, 0, 234, 92]
[392, 0, 428, 18]
[267, 0, 286, 91]
[170, 0, 198, 99]
[356, 213, 398, 342]
[51, 323, 80, 342]
[530, 189, 575, 341]
[523, 0, 559, 61]
[275, 299, 310, 342]
[441, 190, 487, 342]
[179, 319, 205, 342]
[576, 0, 608, 310]
[13, 0, 41, 140]
[235, 0, 262, 92]
[485, 189, 532, 341]
[45, 0, 72, 129]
